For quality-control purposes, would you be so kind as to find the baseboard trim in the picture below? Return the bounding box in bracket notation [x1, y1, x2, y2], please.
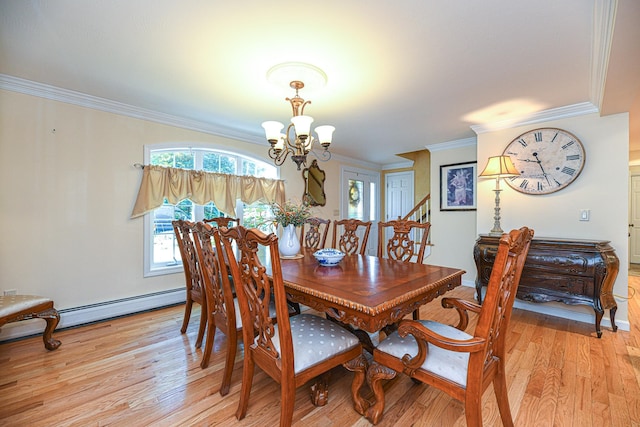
[0, 288, 186, 343]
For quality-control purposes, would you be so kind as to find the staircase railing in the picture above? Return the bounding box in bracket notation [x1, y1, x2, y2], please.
[401, 194, 431, 260]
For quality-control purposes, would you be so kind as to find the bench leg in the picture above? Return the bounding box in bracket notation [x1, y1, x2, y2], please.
[36, 308, 61, 350]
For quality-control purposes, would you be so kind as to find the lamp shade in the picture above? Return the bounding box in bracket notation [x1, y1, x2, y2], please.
[291, 115, 314, 138]
[314, 125, 335, 146]
[479, 155, 520, 178]
[262, 121, 284, 142]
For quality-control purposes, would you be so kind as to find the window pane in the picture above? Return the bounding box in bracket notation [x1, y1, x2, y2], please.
[202, 152, 220, 172]
[348, 179, 364, 220]
[204, 202, 223, 220]
[242, 201, 275, 233]
[174, 152, 194, 169]
[219, 155, 236, 174]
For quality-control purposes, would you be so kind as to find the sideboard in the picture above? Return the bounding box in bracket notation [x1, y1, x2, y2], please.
[473, 235, 619, 338]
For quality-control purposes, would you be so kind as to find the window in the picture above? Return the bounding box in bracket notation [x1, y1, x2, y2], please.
[143, 144, 278, 277]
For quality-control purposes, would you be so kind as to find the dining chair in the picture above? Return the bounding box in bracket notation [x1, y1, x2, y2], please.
[364, 227, 534, 426]
[192, 222, 241, 395]
[299, 217, 331, 251]
[332, 218, 372, 255]
[172, 220, 207, 349]
[204, 216, 240, 228]
[218, 225, 367, 427]
[377, 219, 432, 320]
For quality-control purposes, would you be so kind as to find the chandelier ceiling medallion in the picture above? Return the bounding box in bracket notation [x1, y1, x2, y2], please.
[262, 62, 334, 170]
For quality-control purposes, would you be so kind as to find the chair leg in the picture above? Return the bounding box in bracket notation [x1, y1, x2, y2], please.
[464, 394, 483, 427]
[493, 371, 514, 427]
[181, 298, 193, 334]
[235, 353, 255, 421]
[279, 377, 296, 427]
[39, 308, 61, 351]
[195, 302, 207, 348]
[219, 331, 238, 396]
[365, 362, 397, 425]
[200, 319, 216, 369]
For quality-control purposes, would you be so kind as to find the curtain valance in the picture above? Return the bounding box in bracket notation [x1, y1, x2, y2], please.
[130, 165, 285, 218]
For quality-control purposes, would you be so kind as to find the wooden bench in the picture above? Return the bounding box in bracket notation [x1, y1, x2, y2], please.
[0, 295, 61, 350]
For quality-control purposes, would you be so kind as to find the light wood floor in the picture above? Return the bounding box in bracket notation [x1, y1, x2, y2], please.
[2, 280, 640, 426]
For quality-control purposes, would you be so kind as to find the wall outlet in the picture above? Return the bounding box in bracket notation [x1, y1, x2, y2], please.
[3, 289, 17, 296]
[580, 209, 590, 221]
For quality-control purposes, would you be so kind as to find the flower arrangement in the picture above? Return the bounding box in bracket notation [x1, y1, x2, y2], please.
[270, 200, 311, 227]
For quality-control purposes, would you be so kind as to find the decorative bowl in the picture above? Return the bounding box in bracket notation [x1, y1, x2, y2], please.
[313, 249, 346, 266]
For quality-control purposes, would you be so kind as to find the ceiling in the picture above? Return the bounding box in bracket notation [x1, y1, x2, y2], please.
[1, 0, 638, 166]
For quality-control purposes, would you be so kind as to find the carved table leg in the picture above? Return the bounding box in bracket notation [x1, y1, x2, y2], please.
[595, 308, 604, 338]
[365, 361, 397, 425]
[310, 372, 330, 406]
[610, 306, 618, 332]
[344, 352, 369, 415]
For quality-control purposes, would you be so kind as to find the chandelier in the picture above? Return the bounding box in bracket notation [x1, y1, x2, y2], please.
[262, 80, 334, 170]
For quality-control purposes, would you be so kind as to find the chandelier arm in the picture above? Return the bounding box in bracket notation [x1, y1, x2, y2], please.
[268, 146, 290, 166]
[307, 148, 331, 162]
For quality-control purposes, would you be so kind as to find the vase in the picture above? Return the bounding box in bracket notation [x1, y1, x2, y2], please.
[278, 224, 301, 257]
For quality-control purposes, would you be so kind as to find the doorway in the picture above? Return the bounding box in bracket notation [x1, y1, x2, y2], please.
[341, 166, 380, 255]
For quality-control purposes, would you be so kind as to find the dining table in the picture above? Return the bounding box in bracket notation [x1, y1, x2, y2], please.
[274, 247, 466, 416]
[278, 248, 465, 342]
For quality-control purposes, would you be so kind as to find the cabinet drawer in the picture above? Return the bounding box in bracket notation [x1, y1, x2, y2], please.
[520, 271, 594, 298]
[523, 251, 594, 277]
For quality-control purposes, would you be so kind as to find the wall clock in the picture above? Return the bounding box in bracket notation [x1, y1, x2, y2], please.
[502, 127, 585, 195]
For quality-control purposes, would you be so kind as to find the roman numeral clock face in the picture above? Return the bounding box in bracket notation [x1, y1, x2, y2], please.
[503, 128, 585, 195]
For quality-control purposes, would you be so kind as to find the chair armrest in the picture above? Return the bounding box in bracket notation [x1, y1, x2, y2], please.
[396, 319, 485, 371]
[441, 297, 482, 331]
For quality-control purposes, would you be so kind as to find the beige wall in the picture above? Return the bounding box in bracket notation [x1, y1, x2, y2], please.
[426, 144, 478, 287]
[0, 89, 360, 313]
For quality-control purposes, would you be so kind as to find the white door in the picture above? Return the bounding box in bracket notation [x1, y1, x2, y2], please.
[630, 175, 640, 263]
[341, 167, 380, 255]
[385, 171, 414, 221]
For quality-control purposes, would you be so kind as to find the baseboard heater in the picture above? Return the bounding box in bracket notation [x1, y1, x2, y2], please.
[0, 288, 186, 343]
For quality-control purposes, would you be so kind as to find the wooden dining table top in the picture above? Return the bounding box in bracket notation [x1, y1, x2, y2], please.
[276, 248, 466, 333]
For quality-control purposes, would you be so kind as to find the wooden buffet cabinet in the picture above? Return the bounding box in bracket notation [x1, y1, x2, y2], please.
[473, 235, 619, 338]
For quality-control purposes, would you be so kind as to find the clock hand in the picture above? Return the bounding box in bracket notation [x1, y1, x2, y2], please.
[532, 152, 552, 186]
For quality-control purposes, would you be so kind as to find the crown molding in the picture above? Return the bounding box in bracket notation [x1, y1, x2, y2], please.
[470, 102, 599, 135]
[591, 0, 618, 111]
[0, 73, 264, 145]
[382, 160, 414, 170]
[425, 137, 477, 152]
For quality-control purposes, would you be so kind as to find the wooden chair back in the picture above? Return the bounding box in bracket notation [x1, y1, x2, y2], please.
[332, 218, 372, 255]
[367, 227, 534, 425]
[204, 216, 240, 228]
[192, 223, 241, 395]
[377, 219, 431, 263]
[299, 217, 331, 250]
[218, 225, 366, 426]
[172, 220, 207, 348]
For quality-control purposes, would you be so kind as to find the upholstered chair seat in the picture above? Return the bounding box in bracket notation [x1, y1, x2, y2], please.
[376, 320, 472, 386]
[270, 314, 361, 374]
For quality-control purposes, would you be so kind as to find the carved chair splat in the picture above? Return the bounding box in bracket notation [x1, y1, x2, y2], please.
[300, 217, 331, 251]
[332, 219, 372, 256]
[377, 219, 432, 320]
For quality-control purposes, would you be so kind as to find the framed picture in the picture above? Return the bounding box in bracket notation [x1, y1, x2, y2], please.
[440, 161, 477, 211]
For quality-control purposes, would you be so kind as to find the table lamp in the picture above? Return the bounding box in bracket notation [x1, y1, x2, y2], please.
[479, 155, 520, 235]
